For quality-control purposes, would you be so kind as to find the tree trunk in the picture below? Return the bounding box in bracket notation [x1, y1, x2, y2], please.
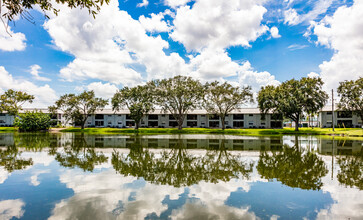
[135, 122, 139, 130]
[309, 115, 311, 128]
[295, 119, 299, 131]
[81, 116, 87, 130]
[178, 121, 183, 130]
[221, 116, 225, 130]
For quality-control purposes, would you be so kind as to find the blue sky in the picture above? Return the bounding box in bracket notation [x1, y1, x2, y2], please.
[0, 0, 362, 106]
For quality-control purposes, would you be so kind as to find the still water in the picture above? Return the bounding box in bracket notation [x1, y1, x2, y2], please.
[0, 133, 362, 220]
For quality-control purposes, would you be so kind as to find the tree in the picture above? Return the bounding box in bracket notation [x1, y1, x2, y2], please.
[1, 0, 109, 25]
[49, 90, 108, 129]
[258, 77, 328, 131]
[0, 89, 34, 116]
[302, 77, 329, 128]
[203, 81, 253, 130]
[337, 77, 363, 124]
[153, 75, 204, 130]
[14, 110, 51, 131]
[112, 84, 154, 130]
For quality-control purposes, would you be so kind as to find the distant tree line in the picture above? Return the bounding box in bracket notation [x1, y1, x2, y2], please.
[0, 76, 362, 131]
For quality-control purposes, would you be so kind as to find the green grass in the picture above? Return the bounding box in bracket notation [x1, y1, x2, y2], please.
[58, 127, 363, 137]
[0, 127, 17, 132]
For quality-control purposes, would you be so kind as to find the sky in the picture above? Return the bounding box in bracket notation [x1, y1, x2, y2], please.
[0, 0, 362, 107]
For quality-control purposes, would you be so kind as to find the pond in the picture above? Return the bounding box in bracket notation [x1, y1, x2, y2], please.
[0, 133, 362, 220]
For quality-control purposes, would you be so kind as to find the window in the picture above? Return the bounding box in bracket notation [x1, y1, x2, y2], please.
[209, 121, 219, 127]
[233, 114, 244, 120]
[118, 121, 122, 124]
[233, 121, 244, 127]
[0, 113, 6, 116]
[327, 112, 332, 115]
[248, 122, 254, 125]
[0, 120, 5, 123]
[187, 121, 197, 127]
[87, 121, 91, 124]
[169, 121, 178, 127]
[95, 121, 104, 127]
[108, 121, 112, 124]
[95, 114, 104, 120]
[161, 114, 165, 117]
[126, 114, 132, 120]
[209, 114, 219, 120]
[187, 114, 197, 120]
[337, 111, 352, 118]
[148, 115, 158, 120]
[169, 115, 176, 120]
[249, 114, 253, 117]
[148, 121, 158, 127]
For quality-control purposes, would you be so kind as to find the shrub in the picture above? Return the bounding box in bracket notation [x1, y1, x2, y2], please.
[14, 111, 51, 132]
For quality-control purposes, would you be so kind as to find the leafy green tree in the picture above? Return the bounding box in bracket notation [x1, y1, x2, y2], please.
[1, 0, 109, 24]
[203, 81, 253, 130]
[0, 89, 34, 116]
[337, 77, 363, 123]
[257, 140, 328, 190]
[153, 75, 204, 130]
[112, 84, 154, 130]
[14, 110, 51, 131]
[50, 90, 108, 129]
[302, 77, 329, 128]
[258, 77, 328, 131]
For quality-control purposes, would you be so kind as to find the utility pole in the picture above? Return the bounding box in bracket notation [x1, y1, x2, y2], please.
[332, 89, 335, 132]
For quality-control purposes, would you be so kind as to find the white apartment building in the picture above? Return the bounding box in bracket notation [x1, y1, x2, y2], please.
[318, 106, 362, 128]
[83, 108, 283, 129]
[0, 108, 283, 129]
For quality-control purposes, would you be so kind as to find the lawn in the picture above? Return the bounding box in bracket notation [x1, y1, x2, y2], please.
[58, 127, 363, 137]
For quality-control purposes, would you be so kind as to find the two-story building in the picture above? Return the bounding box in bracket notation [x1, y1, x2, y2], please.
[319, 106, 362, 128]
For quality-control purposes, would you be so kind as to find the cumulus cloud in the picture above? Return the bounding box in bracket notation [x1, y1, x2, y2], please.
[137, 0, 149, 7]
[85, 82, 118, 100]
[0, 167, 10, 184]
[0, 199, 25, 220]
[164, 0, 191, 8]
[0, 25, 26, 52]
[29, 65, 51, 81]
[310, 0, 363, 90]
[170, 0, 269, 51]
[308, 72, 320, 78]
[0, 66, 58, 107]
[139, 13, 170, 33]
[270, 26, 281, 38]
[238, 61, 280, 92]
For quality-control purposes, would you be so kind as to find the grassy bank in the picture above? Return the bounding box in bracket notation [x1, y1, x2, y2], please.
[0, 127, 17, 132]
[58, 127, 363, 137]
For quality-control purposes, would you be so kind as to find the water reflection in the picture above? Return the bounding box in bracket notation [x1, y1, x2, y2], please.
[112, 138, 254, 187]
[0, 133, 362, 219]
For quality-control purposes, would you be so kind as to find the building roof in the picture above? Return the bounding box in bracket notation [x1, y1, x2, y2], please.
[18, 108, 266, 114]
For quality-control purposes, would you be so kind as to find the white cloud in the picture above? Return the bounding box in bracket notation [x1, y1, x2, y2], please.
[30, 170, 51, 186]
[0, 25, 26, 52]
[238, 61, 280, 92]
[44, 0, 189, 84]
[270, 26, 281, 38]
[85, 82, 118, 100]
[0, 167, 10, 184]
[284, 0, 334, 25]
[29, 64, 51, 81]
[137, 0, 149, 7]
[0, 66, 58, 107]
[287, 44, 308, 51]
[164, 0, 191, 8]
[170, 0, 268, 51]
[0, 199, 25, 220]
[310, 1, 363, 90]
[308, 72, 320, 78]
[139, 13, 170, 33]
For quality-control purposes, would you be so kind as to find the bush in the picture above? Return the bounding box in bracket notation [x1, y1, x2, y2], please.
[14, 111, 51, 132]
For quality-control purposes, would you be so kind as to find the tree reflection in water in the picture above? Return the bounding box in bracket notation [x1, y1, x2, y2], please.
[257, 136, 328, 190]
[54, 134, 108, 172]
[337, 148, 363, 190]
[112, 137, 254, 187]
[0, 145, 33, 172]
